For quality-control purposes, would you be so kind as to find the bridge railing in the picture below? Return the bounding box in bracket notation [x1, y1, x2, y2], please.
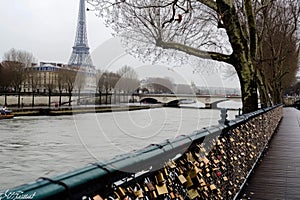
[1, 105, 283, 200]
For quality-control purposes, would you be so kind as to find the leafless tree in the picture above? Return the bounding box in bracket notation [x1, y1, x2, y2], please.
[57, 68, 67, 106]
[117, 65, 139, 80]
[45, 74, 57, 107]
[0, 62, 12, 91]
[97, 71, 120, 104]
[145, 77, 174, 93]
[27, 67, 39, 107]
[2, 48, 36, 107]
[95, 70, 103, 104]
[0, 62, 12, 105]
[116, 66, 140, 102]
[62, 68, 77, 106]
[88, 0, 299, 113]
[74, 69, 87, 105]
[256, 0, 300, 105]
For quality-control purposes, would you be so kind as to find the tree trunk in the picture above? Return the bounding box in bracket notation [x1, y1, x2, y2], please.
[99, 91, 102, 105]
[105, 90, 108, 104]
[77, 89, 81, 105]
[48, 91, 51, 107]
[219, 1, 260, 113]
[234, 58, 259, 113]
[68, 93, 71, 106]
[256, 70, 270, 108]
[4, 93, 7, 105]
[18, 89, 21, 108]
[240, 78, 259, 113]
[272, 82, 282, 105]
[32, 91, 35, 107]
[59, 91, 62, 106]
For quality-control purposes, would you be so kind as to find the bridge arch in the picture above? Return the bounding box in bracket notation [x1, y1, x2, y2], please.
[140, 97, 159, 104]
[166, 99, 180, 107]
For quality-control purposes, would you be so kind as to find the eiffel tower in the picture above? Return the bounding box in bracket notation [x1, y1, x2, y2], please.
[68, 0, 94, 69]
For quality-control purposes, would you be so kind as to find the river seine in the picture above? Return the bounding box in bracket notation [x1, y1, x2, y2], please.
[0, 105, 239, 190]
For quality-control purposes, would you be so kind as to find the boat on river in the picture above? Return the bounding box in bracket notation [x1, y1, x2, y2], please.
[0, 109, 14, 119]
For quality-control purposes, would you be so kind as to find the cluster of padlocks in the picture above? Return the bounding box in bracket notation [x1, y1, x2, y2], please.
[87, 107, 282, 200]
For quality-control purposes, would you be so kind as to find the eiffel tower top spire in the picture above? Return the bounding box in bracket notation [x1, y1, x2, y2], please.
[68, 0, 94, 68]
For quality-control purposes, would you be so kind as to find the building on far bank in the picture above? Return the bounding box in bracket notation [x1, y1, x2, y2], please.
[23, 62, 64, 93]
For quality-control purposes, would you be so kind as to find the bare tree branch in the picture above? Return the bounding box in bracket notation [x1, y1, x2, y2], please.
[156, 39, 231, 63]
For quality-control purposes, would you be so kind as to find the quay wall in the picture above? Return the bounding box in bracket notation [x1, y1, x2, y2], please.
[0, 93, 137, 107]
[2, 106, 283, 200]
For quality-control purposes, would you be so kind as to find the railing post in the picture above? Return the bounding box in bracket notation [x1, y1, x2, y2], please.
[218, 108, 229, 126]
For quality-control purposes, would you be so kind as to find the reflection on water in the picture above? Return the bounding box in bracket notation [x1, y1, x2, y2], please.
[0, 107, 238, 190]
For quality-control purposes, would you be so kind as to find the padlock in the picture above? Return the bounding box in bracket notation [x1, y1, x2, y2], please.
[155, 172, 168, 195]
[186, 151, 195, 163]
[206, 173, 211, 178]
[199, 178, 206, 187]
[133, 184, 144, 198]
[188, 165, 200, 179]
[116, 187, 126, 198]
[144, 178, 155, 192]
[93, 195, 104, 200]
[210, 184, 217, 191]
[205, 167, 210, 173]
[169, 191, 176, 199]
[177, 174, 187, 184]
[213, 159, 219, 164]
[113, 191, 121, 200]
[187, 188, 199, 199]
[184, 175, 194, 188]
[149, 190, 157, 199]
[167, 160, 177, 169]
[202, 156, 210, 165]
[220, 149, 225, 155]
[163, 166, 169, 176]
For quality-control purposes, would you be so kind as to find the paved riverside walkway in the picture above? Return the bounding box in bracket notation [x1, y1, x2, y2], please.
[241, 107, 300, 200]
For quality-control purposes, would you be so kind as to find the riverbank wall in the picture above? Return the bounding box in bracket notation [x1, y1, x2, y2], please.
[11, 104, 162, 117]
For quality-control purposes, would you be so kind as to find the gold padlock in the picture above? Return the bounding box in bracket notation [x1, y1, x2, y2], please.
[184, 175, 194, 188]
[188, 166, 200, 178]
[177, 174, 187, 184]
[149, 190, 157, 199]
[186, 151, 195, 162]
[167, 160, 177, 169]
[187, 188, 199, 199]
[210, 184, 217, 191]
[155, 172, 168, 195]
[116, 187, 126, 198]
[206, 173, 211, 178]
[113, 191, 121, 200]
[133, 184, 144, 198]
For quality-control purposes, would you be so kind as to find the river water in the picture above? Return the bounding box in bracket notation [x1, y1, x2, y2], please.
[0, 104, 239, 190]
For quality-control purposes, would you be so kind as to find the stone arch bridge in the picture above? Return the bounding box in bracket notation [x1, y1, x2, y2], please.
[137, 94, 242, 108]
